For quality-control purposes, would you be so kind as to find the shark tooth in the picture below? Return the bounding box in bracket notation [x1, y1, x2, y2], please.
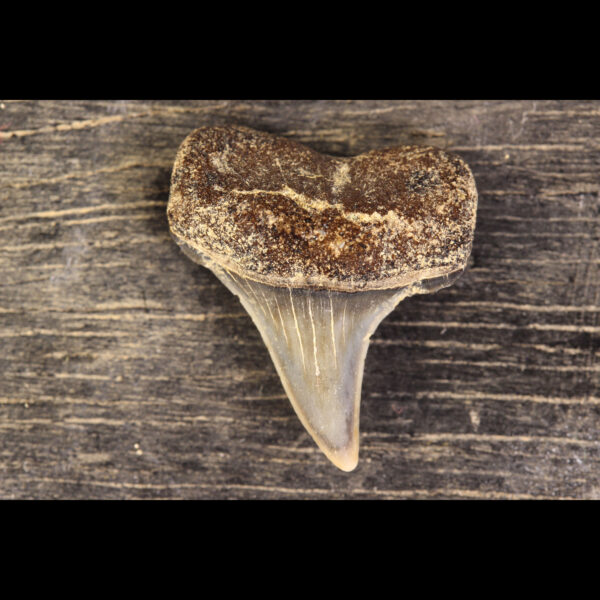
[167, 125, 478, 471]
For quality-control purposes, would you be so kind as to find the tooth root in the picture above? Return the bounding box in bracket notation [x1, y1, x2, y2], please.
[215, 268, 408, 471]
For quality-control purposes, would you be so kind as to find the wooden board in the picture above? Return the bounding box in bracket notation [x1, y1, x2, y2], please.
[1, 99, 599, 499]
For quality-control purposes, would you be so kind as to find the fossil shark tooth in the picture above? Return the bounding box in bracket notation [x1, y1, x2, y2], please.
[167, 125, 478, 471]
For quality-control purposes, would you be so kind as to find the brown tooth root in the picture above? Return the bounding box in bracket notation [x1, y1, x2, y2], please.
[167, 125, 478, 471]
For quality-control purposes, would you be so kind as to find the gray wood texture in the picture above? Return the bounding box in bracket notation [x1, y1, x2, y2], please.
[1, 99, 599, 499]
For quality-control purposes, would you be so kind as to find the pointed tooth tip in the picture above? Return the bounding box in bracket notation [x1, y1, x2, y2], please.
[336, 458, 359, 472]
[325, 444, 359, 472]
[306, 421, 359, 472]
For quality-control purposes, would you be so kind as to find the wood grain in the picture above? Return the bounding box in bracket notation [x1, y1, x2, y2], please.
[1, 99, 600, 499]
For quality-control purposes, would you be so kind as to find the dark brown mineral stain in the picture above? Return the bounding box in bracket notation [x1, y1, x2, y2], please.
[168, 125, 478, 292]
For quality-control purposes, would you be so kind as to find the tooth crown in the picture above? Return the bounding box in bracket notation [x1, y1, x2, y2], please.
[216, 267, 405, 472]
[209, 263, 464, 472]
[167, 125, 478, 292]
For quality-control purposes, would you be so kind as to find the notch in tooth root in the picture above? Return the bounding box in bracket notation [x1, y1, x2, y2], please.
[212, 266, 463, 471]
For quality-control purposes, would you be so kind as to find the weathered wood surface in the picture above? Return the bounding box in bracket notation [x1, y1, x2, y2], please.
[1, 99, 599, 499]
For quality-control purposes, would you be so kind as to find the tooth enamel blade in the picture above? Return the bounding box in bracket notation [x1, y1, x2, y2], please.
[214, 268, 407, 471]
